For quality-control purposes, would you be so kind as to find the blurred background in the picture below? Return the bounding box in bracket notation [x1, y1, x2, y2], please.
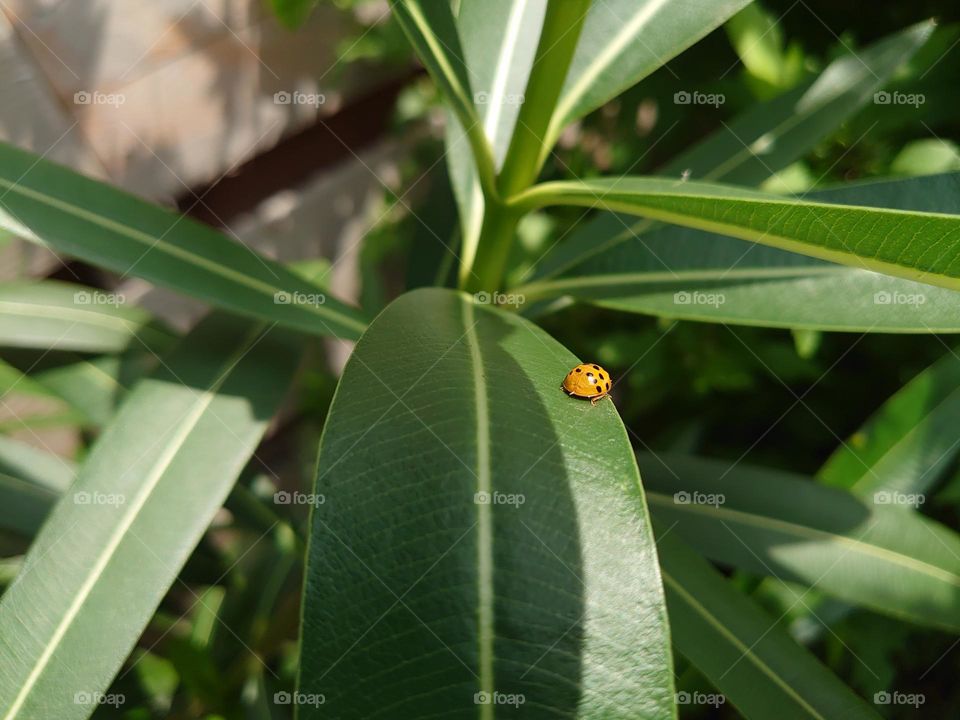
[2, 0, 960, 717]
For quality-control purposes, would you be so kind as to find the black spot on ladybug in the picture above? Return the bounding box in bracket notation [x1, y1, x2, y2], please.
[598, 373, 605, 381]
[592, 364, 599, 370]
[575, 367, 582, 373]
[606, 382, 611, 390]
[586, 372, 593, 379]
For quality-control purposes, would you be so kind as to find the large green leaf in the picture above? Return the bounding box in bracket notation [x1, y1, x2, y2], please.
[658, 532, 879, 720]
[542, 0, 753, 162]
[0, 281, 173, 353]
[512, 176, 960, 296]
[518, 173, 960, 331]
[0, 143, 367, 340]
[526, 22, 933, 282]
[0, 314, 299, 720]
[641, 452, 960, 632]
[298, 288, 675, 718]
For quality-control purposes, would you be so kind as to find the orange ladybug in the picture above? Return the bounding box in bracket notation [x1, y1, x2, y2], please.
[562, 363, 611, 405]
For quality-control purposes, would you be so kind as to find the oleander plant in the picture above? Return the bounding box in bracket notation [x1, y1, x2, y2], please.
[2, 0, 960, 718]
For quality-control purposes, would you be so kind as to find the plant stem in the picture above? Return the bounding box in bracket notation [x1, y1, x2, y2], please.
[464, 0, 592, 291]
[463, 200, 522, 293]
[496, 0, 592, 198]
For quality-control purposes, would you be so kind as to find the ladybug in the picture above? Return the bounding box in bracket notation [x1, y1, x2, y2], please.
[562, 363, 611, 405]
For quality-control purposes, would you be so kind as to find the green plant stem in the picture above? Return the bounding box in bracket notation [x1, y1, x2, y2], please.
[497, 0, 592, 198]
[463, 201, 522, 293]
[465, 0, 592, 292]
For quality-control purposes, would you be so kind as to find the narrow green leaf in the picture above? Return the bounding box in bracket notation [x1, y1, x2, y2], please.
[298, 288, 675, 718]
[542, 0, 753, 159]
[0, 314, 300, 720]
[0, 281, 172, 353]
[528, 22, 933, 281]
[512, 176, 960, 297]
[0, 437, 73, 544]
[32, 351, 162, 428]
[0, 435, 73, 493]
[393, 0, 495, 196]
[519, 173, 960, 332]
[658, 532, 880, 720]
[0, 473, 57, 538]
[819, 349, 960, 496]
[642, 452, 960, 632]
[447, 0, 546, 285]
[759, 349, 960, 640]
[0, 143, 367, 340]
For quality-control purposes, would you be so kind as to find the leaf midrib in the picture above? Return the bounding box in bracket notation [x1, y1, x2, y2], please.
[646, 491, 960, 586]
[462, 297, 493, 720]
[0, 178, 366, 335]
[0, 299, 146, 335]
[551, 0, 672, 132]
[1, 328, 258, 720]
[515, 265, 846, 297]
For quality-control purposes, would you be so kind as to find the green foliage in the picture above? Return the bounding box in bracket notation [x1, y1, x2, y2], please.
[2, 0, 959, 717]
